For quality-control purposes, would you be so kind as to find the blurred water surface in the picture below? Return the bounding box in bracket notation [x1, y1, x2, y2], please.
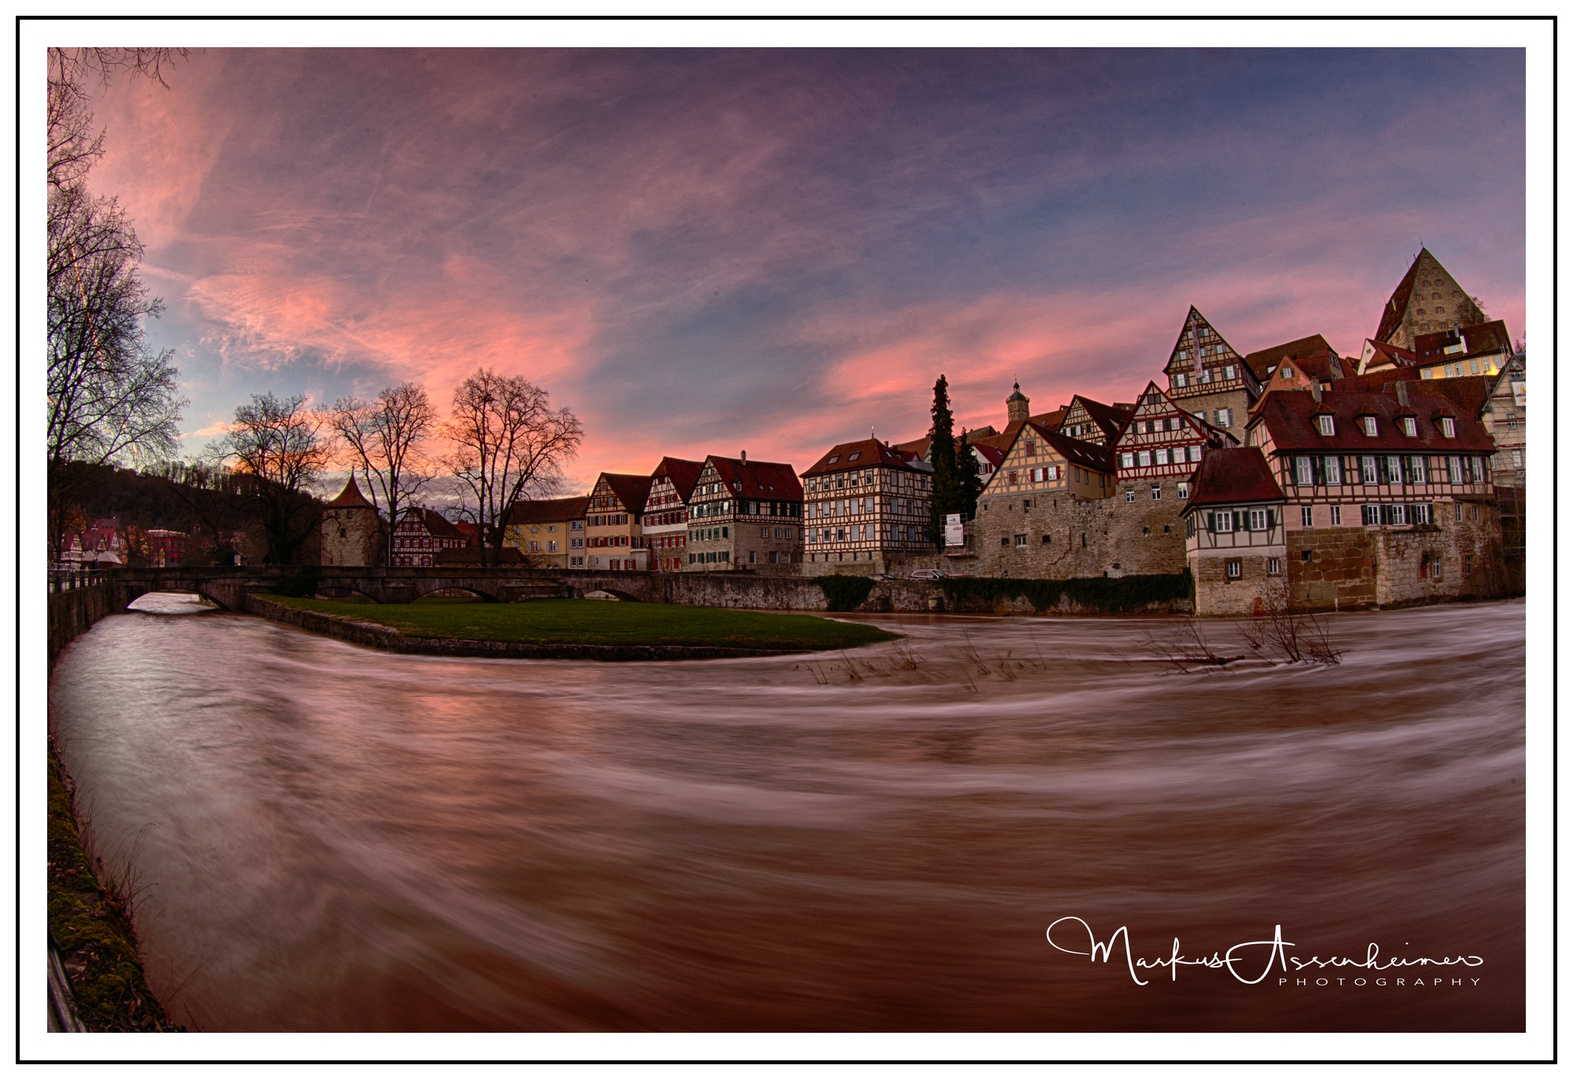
[48, 598, 1525, 1031]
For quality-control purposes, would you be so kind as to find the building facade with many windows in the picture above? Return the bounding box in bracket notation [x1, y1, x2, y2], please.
[1247, 384, 1503, 608]
[1182, 447, 1289, 616]
[586, 473, 652, 571]
[644, 457, 704, 573]
[800, 438, 933, 570]
[685, 454, 803, 570]
[503, 496, 590, 568]
[1162, 305, 1262, 445]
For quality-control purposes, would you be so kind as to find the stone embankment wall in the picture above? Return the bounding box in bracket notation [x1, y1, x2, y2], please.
[47, 580, 119, 667]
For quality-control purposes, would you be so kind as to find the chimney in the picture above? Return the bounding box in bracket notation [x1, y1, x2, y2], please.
[1395, 381, 1409, 408]
[1310, 382, 1323, 403]
[740, 450, 746, 464]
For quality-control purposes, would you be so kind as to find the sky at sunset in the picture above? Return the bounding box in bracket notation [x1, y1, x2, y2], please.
[80, 45, 1526, 498]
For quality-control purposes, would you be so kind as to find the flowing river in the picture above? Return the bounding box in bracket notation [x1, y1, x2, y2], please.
[47, 596, 1525, 1032]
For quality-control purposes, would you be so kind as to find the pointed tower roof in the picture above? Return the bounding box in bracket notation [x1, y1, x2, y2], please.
[1374, 248, 1484, 350]
[326, 476, 374, 509]
[1375, 249, 1426, 345]
[1006, 380, 1028, 403]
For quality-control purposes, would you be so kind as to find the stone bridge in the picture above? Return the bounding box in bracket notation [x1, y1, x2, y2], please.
[110, 565, 584, 610]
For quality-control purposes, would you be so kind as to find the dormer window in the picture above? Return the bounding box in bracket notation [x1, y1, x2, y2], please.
[1281, 366, 1294, 380]
[1359, 416, 1377, 437]
[1316, 414, 1335, 436]
[1439, 417, 1456, 438]
[1401, 417, 1417, 437]
[827, 455, 839, 464]
[848, 451, 860, 461]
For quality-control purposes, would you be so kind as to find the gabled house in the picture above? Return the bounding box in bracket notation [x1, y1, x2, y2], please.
[1161, 306, 1261, 443]
[1246, 384, 1503, 608]
[972, 420, 1120, 578]
[391, 507, 468, 568]
[1374, 247, 1486, 351]
[686, 453, 804, 571]
[1413, 320, 1513, 382]
[644, 457, 705, 573]
[1181, 447, 1288, 616]
[801, 438, 933, 570]
[1055, 395, 1134, 445]
[504, 496, 591, 568]
[587, 473, 653, 571]
[1243, 333, 1348, 390]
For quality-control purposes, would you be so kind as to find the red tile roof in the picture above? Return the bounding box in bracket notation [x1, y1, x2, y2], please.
[596, 473, 655, 515]
[506, 495, 592, 526]
[1063, 395, 1135, 442]
[800, 439, 926, 479]
[1328, 373, 1493, 417]
[1003, 421, 1117, 473]
[1243, 334, 1346, 383]
[706, 456, 805, 500]
[1413, 320, 1512, 366]
[650, 456, 706, 502]
[1182, 448, 1285, 511]
[1375, 249, 1425, 344]
[326, 476, 375, 509]
[1361, 339, 1417, 371]
[1250, 389, 1493, 453]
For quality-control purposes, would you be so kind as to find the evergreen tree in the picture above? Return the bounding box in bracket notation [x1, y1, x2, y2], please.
[957, 428, 981, 520]
[927, 374, 961, 550]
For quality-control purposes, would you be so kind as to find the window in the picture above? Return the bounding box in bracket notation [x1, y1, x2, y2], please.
[1212, 510, 1234, 533]
[1155, 448, 1169, 465]
[1330, 505, 1341, 526]
[1316, 414, 1335, 436]
[1464, 554, 1473, 576]
[1281, 366, 1294, 380]
[1324, 456, 1343, 485]
[1024, 440, 1035, 456]
[1216, 408, 1233, 427]
[1189, 445, 1202, 463]
[1125, 489, 1135, 503]
[1226, 560, 1242, 579]
[1248, 508, 1268, 531]
[1301, 505, 1314, 528]
[1176, 482, 1189, 499]
[1223, 364, 1237, 380]
[1137, 450, 1151, 467]
[1120, 452, 1135, 468]
[1151, 485, 1161, 501]
[1000, 536, 1011, 548]
[1446, 456, 1463, 484]
[1401, 417, 1417, 437]
[1267, 557, 1282, 575]
[848, 451, 860, 461]
[1359, 415, 1377, 437]
[1440, 417, 1456, 438]
[1294, 457, 1313, 487]
[1362, 504, 1379, 526]
[1409, 457, 1428, 484]
[1510, 450, 1522, 470]
[1014, 534, 1028, 547]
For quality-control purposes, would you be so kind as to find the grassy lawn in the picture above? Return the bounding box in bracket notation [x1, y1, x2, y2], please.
[260, 595, 899, 651]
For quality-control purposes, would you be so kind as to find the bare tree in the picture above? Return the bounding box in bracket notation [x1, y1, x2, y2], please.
[46, 47, 188, 563]
[1236, 579, 1342, 665]
[331, 383, 435, 566]
[441, 369, 583, 565]
[210, 394, 329, 564]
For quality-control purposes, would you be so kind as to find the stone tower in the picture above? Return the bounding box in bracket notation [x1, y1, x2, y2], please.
[320, 476, 382, 567]
[1006, 381, 1031, 424]
[1374, 248, 1485, 352]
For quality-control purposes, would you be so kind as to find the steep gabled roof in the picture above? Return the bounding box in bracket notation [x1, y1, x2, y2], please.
[1182, 448, 1285, 512]
[1375, 250, 1425, 344]
[800, 439, 925, 479]
[326, 476, 375, 509]
[1243, 334, 1345, 383]
[1116, 381, 1227, 445]
[650, 456, 706, 502]
[1161, 305, 1249, 382]
[705, 456, 806, 500]
[506, 495, 592, 526]
[1061, 395, 1133, 443]
[596, 472, 654, 515]
[997, 420, 1117, 474]
[1250, 389, 1493, 453]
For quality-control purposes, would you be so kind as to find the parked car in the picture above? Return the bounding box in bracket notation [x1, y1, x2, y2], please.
[906, 569, 945, 580]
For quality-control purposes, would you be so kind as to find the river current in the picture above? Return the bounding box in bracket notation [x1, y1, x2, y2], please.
[47, 597, 1525, 1032]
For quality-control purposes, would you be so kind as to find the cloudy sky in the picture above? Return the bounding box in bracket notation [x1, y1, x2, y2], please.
[82, 46, 1526, 495]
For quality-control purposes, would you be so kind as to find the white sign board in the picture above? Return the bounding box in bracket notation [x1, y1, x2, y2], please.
[944, 513, 964, 547]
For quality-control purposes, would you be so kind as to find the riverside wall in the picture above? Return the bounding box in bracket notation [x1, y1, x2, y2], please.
[47, 580, 119, 668]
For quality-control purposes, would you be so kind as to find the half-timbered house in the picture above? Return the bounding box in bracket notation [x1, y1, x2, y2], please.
[1161, 306, 1261, 445]
[586, 473, 652, 571]
[685, 454, 803, 570]
[644, 457, 704, 573]
[1181, 447, 1288, 616]
[801, 439, 933, 570]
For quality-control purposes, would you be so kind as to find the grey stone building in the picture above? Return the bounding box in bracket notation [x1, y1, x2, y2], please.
[320, 477, 383, 567]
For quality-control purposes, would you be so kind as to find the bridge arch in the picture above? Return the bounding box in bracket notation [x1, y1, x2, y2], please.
[407, 583, 502, 604]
